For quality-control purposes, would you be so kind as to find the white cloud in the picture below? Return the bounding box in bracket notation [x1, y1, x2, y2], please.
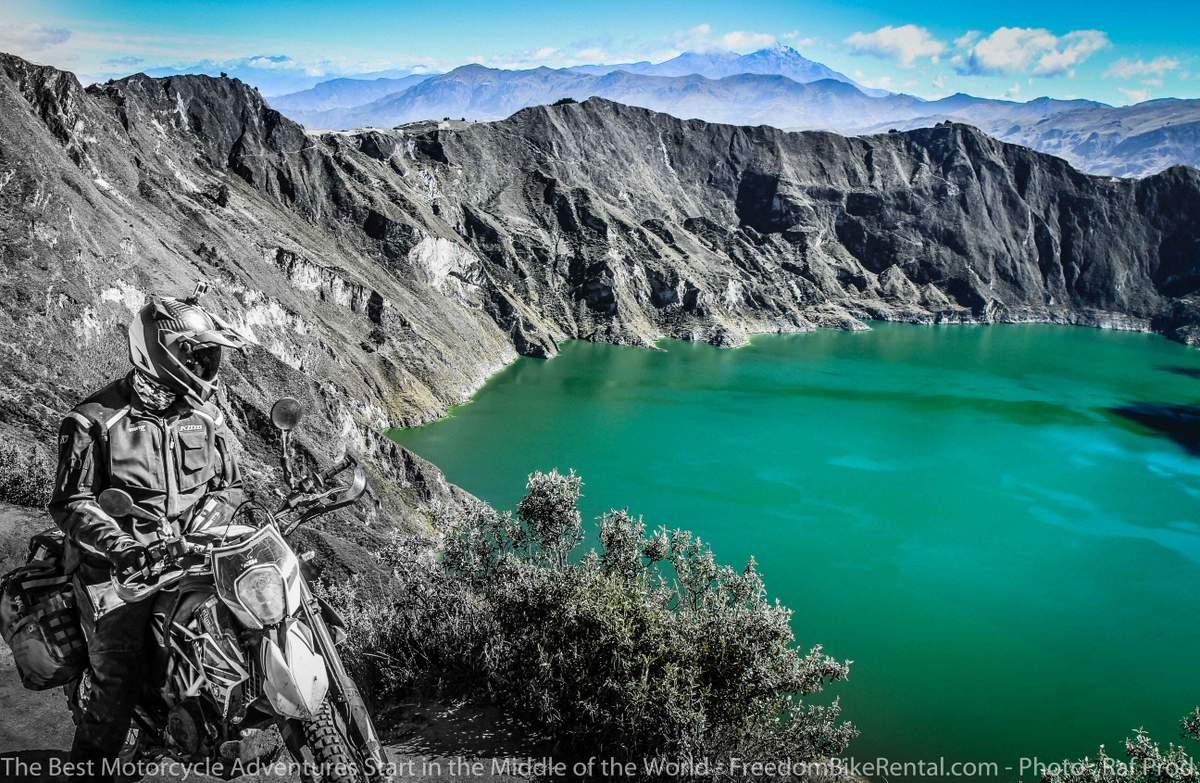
[0, 23, 72, 53]
[931, 75, 946, 90]
[675, 24, 713, 51]
[955, 27, 1109, 77]
[0, 11, 439, 89]
[1034, 31, 1110, 76]
[470, 45, 581, 71]
[673, 23, 781, 53]
[954, 31, 982, 50]
[846, 25, 946, 68]
[857, 74, 897, 91]
[245, 55, 306, 71]
[1105, 56, 1180, 79]
[1002, 82, 1023, 100]
[780, 31, 817, 48]
[572, 48, 608, 62]
[1118, 87, 1152, 103]
[720, 31, 777, 50]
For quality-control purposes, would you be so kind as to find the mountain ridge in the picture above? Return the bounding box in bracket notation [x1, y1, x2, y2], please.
[270, 74, 435, 114]
[126, 44, 1195, 178]
[267, 61, 1198, 176]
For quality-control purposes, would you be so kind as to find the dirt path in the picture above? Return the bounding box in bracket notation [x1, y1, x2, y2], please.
[0, 684, 535, 780]
[0, 656, 534, 782]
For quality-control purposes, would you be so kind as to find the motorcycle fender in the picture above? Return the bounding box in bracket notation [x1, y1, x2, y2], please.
[259, 618, 329, 720]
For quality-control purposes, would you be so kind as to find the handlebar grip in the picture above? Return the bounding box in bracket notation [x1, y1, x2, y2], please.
[111, 570, 156, 603]
[111, 567, 186, 604]
[319, 454, 356, 483]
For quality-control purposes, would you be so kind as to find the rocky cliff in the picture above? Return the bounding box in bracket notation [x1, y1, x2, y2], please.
[2, 53, 1199, 534]
[0, 54, 484, 548]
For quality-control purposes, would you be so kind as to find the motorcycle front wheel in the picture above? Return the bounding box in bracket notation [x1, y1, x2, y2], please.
[302, 701, 369, 783]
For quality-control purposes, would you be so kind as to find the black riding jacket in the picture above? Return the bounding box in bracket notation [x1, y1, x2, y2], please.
[49, 374, 242, 567]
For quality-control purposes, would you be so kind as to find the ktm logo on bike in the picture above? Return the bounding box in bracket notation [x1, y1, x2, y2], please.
[178, 424, 204, 432]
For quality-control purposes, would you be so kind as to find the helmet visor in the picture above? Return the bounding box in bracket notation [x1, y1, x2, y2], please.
[180, 345, 222, 382]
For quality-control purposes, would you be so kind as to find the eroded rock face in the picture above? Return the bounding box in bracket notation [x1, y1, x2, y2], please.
[410, 101, 1200, 348]
[1, 53, 1199, 531]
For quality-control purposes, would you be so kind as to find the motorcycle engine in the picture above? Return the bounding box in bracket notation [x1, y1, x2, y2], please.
[165, 700, 210, 757]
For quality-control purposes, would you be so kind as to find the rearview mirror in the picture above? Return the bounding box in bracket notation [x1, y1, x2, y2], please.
[270, 398, 303, 432]
[98, 488, 135, 519]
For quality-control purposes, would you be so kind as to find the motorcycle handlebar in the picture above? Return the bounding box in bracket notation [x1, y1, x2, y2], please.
[112, 566, 186, 603]
[111, 540, 206, 603]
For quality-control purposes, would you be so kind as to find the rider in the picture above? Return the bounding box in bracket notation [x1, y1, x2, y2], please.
[49, 289, 249, 780]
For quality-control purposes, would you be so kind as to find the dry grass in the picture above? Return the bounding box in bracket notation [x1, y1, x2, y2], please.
[0, 443, 53, 510]
[0, 503, 51, 575]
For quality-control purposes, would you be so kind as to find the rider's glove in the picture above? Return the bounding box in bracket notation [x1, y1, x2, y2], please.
[107, 537, 149, 577]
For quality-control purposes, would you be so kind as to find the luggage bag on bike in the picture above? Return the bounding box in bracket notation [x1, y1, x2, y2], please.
[0, 528, 86, 690]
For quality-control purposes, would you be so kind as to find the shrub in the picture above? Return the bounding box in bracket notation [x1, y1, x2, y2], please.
[1042, 709, 1200, 783]
[321, 469, 855, 773]
[552, 97, 578, 106]
[0, 443, 53, 508]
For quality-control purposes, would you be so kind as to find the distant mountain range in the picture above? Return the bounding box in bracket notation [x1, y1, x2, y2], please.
[269, 74, 434, 114]
[566, 43, 886, 94]
[267, 46, 1199, 177]
[136, 58, 431, 97]
[860, 98, 1200, 178]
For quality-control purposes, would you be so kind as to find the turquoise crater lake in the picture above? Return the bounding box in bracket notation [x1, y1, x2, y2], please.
[390, 323, 1200, 771]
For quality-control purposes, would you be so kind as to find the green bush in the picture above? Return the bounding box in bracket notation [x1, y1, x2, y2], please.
[1042, 709, 1200, 783]
[321, 469, 855, 772]
[0, 443, 53, 508]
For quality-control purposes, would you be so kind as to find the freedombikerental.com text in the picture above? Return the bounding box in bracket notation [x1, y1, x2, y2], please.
[4, 754, 1194, 780]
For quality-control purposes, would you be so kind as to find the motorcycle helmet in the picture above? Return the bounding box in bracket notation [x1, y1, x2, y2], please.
[128, 287, 250, 407]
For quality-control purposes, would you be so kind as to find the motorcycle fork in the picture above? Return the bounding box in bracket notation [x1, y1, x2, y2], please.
[297, 578, 387, 774]
[278, 718, 318, 783]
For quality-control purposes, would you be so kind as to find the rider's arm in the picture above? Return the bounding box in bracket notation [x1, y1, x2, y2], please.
[48, 413, 134, 560]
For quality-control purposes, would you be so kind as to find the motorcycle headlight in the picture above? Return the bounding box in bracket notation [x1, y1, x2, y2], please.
[234, 565, 286, 626]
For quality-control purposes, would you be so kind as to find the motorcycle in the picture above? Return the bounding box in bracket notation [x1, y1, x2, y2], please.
[73, 398, 388, 782]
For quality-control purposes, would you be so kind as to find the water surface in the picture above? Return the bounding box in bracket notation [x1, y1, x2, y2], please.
[391, 324, 1200, 774]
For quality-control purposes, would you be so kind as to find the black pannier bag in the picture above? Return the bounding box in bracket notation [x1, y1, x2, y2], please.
[0, 527, 86, 690]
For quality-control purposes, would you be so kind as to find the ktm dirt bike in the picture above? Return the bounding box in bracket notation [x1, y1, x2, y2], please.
[71, 398, 388, 782]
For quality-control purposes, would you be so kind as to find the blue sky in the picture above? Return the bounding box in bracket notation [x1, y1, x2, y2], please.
[2, 0, 1197, 104]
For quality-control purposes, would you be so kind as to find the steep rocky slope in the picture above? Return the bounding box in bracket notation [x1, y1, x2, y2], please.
[398, 102, 1200, 347]
[2, 53, 1199, 537]
[0, 54, 483, 543]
